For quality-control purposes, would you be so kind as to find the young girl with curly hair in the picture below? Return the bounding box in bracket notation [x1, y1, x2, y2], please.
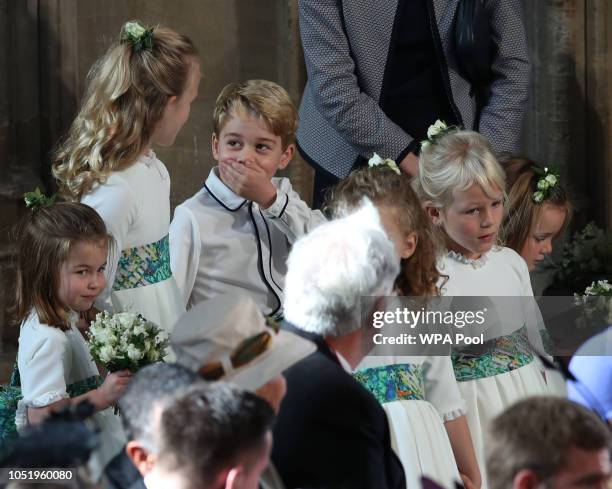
[52, 21, 200, 334]
[327, 165, 481, 489]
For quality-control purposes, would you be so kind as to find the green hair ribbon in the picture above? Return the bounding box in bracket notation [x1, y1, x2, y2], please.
[23, 187, 57, 211]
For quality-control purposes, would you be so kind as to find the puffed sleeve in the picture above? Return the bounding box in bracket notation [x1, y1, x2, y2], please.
[81, 176, 139, 309]
[261, 178, 327, 243]
[423, 355, 467, 422]
[169, 205, 201, 308]
[16, 325, 71, 431]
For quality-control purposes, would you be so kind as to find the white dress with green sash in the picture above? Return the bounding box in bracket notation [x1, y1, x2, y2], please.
[16, 311, 125, 480]
[439, 247, 554, 488]
[82, 151, 185, 335]
[355, 354, 466, 489]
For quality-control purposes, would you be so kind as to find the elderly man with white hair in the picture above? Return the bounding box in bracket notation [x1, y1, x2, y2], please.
[271, 202, 406, 489]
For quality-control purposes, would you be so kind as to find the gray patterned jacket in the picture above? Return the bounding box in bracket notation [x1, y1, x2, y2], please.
[297, 0, 530, 179]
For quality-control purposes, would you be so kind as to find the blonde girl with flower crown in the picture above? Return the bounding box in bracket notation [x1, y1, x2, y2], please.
[328, 165, 481, 489]
[8, 201, 129, 479]
[52, 21, 200, 335]
[413, 127, 555, 488]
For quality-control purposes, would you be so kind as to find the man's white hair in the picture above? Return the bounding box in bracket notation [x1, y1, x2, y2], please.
[284, 200, 399, 337]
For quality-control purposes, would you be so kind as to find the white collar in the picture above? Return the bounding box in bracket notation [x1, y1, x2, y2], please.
[204, 167, 247, 211]
[447, 250, 489, 269]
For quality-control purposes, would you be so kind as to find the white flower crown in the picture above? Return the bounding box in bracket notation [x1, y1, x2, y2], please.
[368, 153, 400, 175]
[532, 167, 560, 204]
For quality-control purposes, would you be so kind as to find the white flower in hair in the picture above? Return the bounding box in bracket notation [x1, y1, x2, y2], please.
[532, 166, 560, 204]
[545, 174, 558, 186]
[368, 152, 401, 175]
[427, 119, 448, 139]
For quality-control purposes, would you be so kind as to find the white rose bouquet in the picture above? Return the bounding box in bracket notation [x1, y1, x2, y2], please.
[574, 280, 612, 327]
[88, 310, 169, 372]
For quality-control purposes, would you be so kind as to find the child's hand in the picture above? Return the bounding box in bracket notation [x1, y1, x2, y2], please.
[219, 159, 277, 209]
[96, 369, 132, 409]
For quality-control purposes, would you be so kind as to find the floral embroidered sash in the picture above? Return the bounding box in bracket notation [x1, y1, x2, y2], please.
[113, 234, 172, 290]
[452, 325, 534, 381]
[353, 363, 425, 404]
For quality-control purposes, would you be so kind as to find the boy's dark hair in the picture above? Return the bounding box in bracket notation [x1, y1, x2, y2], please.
[158, 382, 275, 487]
[487, 396, 611, 489]
[117, 363, 199, 448]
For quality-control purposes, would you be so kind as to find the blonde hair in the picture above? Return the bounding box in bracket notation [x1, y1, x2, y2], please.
[213, 80, 298, 149]
[327, 167, 442, 297]
[53, 21, 198, 201]
[414, 130, 506, 209]
[10, 202, 112, 330]
[502, 157, 571, 252]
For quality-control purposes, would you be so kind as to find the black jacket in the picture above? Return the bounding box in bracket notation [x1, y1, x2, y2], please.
[103, 450, 143, 489]
[272, 325, 406, 489]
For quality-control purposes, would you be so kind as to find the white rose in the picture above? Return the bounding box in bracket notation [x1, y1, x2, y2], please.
[133, 324, 146, 336]
[99, 345, 116, 364]
[368, 152, 384, 168]
[533, 191, 544, 203]
[384, 159, 401, 175]
[537, 179, 549, 190]
[118, 312, 138, 329]
[124, 21, 146, 39]
[127, 344, 144, 362]
[427, 119, 447, 139]
[545, 174, 557, 186]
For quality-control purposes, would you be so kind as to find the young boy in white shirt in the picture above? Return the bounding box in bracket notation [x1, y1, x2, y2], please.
[170, 80, 326, 317]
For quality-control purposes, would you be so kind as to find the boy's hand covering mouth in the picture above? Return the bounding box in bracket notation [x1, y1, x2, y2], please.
[219, 159, 277, 209]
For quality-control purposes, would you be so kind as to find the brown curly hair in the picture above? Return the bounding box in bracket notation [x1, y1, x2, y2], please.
[326, 166, 442, 297]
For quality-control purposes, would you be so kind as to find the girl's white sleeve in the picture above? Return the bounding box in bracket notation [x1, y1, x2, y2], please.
[423, 355, 467, 422]
[262, 177, 327, 243]
[169, 205, 201, 308]
[16, 327, 71, 431]
[81, 178, 139, 309]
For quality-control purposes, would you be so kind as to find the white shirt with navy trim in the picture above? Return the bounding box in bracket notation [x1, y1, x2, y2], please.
[169, 167, 326, 315]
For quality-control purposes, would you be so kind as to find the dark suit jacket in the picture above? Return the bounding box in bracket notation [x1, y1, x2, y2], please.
[103, 449, 142, 489]
[297, 0, 530, 178]
[272, 325, 406, 489]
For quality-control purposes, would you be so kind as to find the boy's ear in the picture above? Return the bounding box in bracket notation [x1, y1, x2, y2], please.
[400, 232, 418, 259]
[126, 440, 156, 477]
[212, 132, 219, 160]
[277, 143, 295, 170]
[224, 466, 244, 489]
